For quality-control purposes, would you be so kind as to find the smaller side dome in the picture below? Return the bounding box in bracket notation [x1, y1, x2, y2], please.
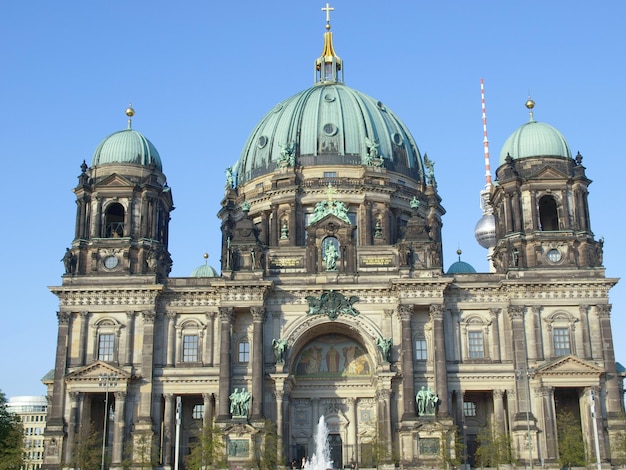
[190, 253, 219, 278]
[92, 128, 162, 171]
[447, 260, 477, 274]
[190, 264, 220, 278]
[499, 120, 571, 164]
[447, 250, 477, 274]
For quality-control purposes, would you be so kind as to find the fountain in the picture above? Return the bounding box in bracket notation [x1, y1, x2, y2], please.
[303, 415, 333, 470]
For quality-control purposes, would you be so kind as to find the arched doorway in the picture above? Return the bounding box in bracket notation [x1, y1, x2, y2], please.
[288, 329, 378, 468]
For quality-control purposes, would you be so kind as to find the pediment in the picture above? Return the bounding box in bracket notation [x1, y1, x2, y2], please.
[529, 165, 569, 180]
[307, 213, 351, 229]
[538, 355, 604, 376]
[222, 422, 258, 436]
[65, 361, 131, 388]
[95, 173, 135, 188]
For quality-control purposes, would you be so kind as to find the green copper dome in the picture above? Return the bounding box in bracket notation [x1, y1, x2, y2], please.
[92, 128, 162, 171]
[499, 119, 571, 165]
[190, 264, 220, 278]
[447, 260, 477, 274]
[236, 83, 425, 185]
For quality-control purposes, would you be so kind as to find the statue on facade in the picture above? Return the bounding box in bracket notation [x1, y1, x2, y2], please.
[376, 337, 392, 362]
[225, 166, 234, 189]
[272, 338, 288, 364]
[416, 386, 439, 416]
[62, 248, 76, 274]
[277, 142, 296, 168]
[229, 388, 251, 418]
[280, 221, 289, 239]
[324, 241, 339, 271]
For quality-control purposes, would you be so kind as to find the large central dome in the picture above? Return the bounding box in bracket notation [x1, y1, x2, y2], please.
[237, 83, 424, 184]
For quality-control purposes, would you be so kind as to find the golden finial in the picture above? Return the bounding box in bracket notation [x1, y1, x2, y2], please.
[326, 182, 337, 201]
[525, 96, 535, 121]
[126, 103, 135, 129]
[203, 252, 209, 264]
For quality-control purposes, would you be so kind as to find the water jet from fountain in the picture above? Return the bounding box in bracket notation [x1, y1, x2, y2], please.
[302, 415, 333, 470]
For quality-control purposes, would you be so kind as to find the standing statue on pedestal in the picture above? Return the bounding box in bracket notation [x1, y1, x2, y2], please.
[324, 240, 339, 271]
[416, 386, 439, 416]
[229, 388, 252, 418]
[272, 338, 288, 364]
[376, 337, 392, 362]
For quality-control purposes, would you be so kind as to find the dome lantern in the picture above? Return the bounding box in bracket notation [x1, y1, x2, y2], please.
[315, 3, 343, 85]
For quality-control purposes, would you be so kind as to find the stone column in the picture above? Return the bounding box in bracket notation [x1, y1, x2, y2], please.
[111, 391, 127, 466]
[398, 305, 416, 420]
[166, 312, 176, 367]
[489, 308, 501, 362]
[505, 193, 514, 233]
[78, 311, 89, 366]
[376, 388, 393, 457]
[137, 311, 156, 421]
[251, 306, 265, 419]
[540, 386, 557, 461]
[217, 307, 234, 420]
[579, 305, 591, 359]
[205, 312, 216, 366]
[66, 392, 80, 463]
[271, 205, 279, 247]
[430, 304, 450, 416]
[49, 312, 72, 426]
[289, 203, 297, 246]
[492, 390, 505, 432]
[349, 398, 359, 463]
[596, 304, 622, 416]
[508, 306, 531, 414]
[163, 394, 174, 466]
[124, 311, 136, 366]
[203, 393, 214, 426]
[530, 306, 543, 361]
[512, 191, 522, 232]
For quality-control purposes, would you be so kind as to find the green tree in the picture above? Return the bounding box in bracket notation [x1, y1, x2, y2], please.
[186, 421, 226, 470]
[0, 391, 23, 470]
[251, 418, 281, 470]
[67, 421, 102, 470]
[474, 425, 513, 468]
[440, 426, 464, 470]
[123, 433, 159, 470]
[557, 410, 586, 469]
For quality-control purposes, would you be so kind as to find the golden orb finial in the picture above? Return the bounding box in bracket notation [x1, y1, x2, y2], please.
[126, 106, 135, 117]
[525, 98, 535, 110]
[456, 249, 462, 256]
[203, 252, 209, 260]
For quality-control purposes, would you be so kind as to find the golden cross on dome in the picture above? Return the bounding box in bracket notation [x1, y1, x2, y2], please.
[322, 3, 334, 26]
[326, 182, 337, 201]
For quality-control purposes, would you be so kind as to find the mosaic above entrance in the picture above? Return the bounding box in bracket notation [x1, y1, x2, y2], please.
[295, 334, 371, 377]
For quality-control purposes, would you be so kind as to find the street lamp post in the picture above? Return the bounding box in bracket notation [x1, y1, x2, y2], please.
[515, 367, 536, 470]
[99, 373, 118, 470]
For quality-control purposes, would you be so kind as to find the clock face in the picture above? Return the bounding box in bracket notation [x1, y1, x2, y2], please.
[547, 249, 562, 263]
[104, 256, 119, 269]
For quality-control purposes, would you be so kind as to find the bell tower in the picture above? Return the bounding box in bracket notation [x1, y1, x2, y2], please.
[66, 107, 174, 279]
[491, 100, 601, 273]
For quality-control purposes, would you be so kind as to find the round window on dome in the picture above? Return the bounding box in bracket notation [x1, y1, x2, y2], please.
[547, 249, 562, 263]
[377, 101, 386, 111]
[257, 136, 269, 148]
[392, 133, 403, 146]
[323, 123, 338, 136]
[324, 94, 336, 102]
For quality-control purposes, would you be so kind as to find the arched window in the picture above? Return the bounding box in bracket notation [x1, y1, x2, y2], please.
[104, 202, 125, 237]
[539, 196, 559, 231]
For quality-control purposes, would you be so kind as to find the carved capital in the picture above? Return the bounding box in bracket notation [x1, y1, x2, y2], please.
[166, 311, 177, 320]
[596, 304, 612, 318]
[205, 311, 216, 322]
[114, 391, 127, 401]
[79, 311, 90, 319]
[507, 305, 525, 320]
[69, 391, 81, 403]
[398, 304, 414, 321]
[126, 311, 137, 320]
[218, 307, 234, 322]
[57, 311, 71, 325]
[489, 308, 501, 318]
[492, 389, 504, 399]
[429, 304, 444, 319]
[251, 306, 266, 322]
[578, 304, 589, 315]
[142, 311, 156, 324]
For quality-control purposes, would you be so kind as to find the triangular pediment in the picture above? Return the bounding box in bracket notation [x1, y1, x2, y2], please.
[538, 355, 605, 376]
[307, 213, 351, 229]
[65, 361, 131, 387]
[95, 173, 135, 188]
[529, 165, 569, 181]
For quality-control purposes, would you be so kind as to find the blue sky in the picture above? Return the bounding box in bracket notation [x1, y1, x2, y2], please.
[1, 1, 624, 398]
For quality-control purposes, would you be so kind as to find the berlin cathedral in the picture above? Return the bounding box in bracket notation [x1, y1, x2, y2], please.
[43, 5, 624, 470]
